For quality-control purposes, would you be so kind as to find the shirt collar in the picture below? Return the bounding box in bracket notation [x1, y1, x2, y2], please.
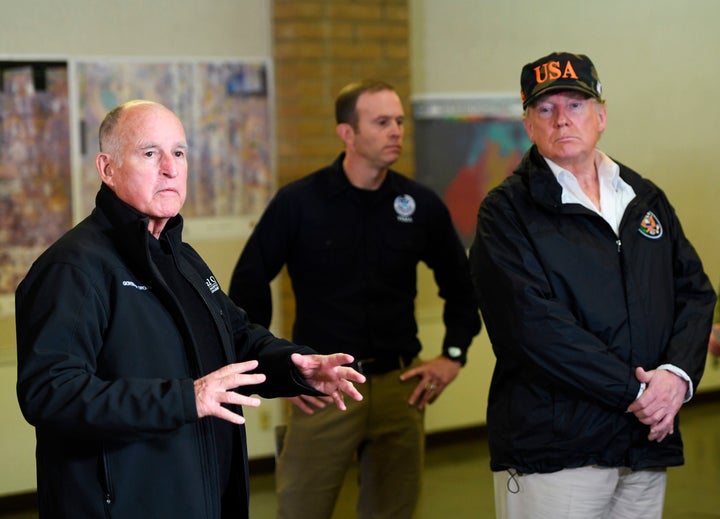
[328, 152, 403, 198]
[542, 150, 636, 235]
[544, 150, 621, 188]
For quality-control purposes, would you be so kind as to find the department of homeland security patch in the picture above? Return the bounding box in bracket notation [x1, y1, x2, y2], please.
[394, 194, 416, 223]
[638, 211, 663, 239]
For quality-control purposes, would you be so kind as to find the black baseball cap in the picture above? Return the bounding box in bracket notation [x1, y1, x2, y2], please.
[520, 52, 603, 109]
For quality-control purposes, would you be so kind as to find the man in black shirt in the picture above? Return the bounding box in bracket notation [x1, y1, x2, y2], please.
[229, 80, 481, 519]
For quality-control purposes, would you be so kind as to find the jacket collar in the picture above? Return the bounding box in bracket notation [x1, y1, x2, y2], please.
[92, 183, 185, 275]
[515, 145, 650, 211]
[516, 145, 563, 211]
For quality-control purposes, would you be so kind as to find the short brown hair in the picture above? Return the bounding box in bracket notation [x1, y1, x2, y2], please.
[335, 80, 396, 129]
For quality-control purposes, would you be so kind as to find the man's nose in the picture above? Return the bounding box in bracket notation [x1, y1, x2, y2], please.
[553, 107, 570, 127]
[159, 154, 178, 176]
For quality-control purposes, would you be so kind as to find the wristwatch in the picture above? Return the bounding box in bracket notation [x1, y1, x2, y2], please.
[443, 346, 466, 365]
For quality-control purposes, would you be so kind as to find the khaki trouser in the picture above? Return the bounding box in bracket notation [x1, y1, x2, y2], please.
[276, 358, 425, 519]
[494, 465, 667, 519]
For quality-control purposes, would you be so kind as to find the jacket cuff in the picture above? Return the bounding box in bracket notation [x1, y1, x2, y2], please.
[442, 345, 467, 366]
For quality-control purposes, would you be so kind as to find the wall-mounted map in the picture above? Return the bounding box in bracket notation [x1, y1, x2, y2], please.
[413, 95, 531, 248]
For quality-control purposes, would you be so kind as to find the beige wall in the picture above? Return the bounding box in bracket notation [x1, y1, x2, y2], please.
[1, 0, 719, 499]
[0, 1, 271, 56]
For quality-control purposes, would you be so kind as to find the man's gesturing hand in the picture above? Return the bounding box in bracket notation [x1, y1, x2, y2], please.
[194, 360, 266, 424]
[291, 353, 366, 411]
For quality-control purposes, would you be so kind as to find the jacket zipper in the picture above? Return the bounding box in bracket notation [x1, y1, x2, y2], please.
[165, 239, 223, 517]
[100, 447, 113, 508]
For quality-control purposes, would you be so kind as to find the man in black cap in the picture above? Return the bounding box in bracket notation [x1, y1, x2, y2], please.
[469, 52, 716, 517]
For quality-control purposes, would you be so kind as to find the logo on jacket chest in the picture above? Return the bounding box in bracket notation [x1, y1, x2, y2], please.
[394, 194, 416, 223]
[638, 211, 663, 239]
[205, 275, 220, 293]
[122, 280, 149, 291]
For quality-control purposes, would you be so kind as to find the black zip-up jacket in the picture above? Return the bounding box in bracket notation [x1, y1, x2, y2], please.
[469, 146, 715, 474]
[16, 184, 319, 518]
[228, 153, 481, 365]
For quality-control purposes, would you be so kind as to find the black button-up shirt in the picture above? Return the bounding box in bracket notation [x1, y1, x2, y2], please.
[229, 153, 481, 364]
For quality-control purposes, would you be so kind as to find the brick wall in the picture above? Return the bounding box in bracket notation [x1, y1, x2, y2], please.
[271, 0, 412, 338]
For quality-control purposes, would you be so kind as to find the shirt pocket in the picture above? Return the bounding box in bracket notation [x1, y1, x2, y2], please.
[298, 227, 357, 274]
[377, 225, 427, 277]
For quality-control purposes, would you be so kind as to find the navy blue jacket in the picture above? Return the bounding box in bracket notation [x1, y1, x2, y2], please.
[470, 145, 716, 473]
[16, 184, 318, 518]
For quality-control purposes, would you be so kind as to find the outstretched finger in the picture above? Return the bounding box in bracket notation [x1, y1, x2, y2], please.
[221, 391, 263, 409]
[330, 390, 347, 411]
[337, 366, 366, 385]
[325, 353, 355, 368]
[337, 378, 364, 402]
[212, 360, 260, 379]
[291, 352, 355, 370]
[214, 406, 246, 425]
[223, 372, 267, 392]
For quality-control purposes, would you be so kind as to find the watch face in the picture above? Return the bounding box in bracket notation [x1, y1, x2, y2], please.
[447, 346, 462, 358]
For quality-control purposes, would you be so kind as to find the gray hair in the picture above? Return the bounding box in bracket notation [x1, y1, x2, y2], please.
[98, 100, 159, 160]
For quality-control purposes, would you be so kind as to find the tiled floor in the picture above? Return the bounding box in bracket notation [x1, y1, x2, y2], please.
[3, 395, 720, 518]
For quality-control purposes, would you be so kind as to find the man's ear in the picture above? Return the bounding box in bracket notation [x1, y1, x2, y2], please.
[96, 152, 114, 186]
[336, 122, 354, 144]
[596, 104, 608, 133]
[522, 117, 535, 144]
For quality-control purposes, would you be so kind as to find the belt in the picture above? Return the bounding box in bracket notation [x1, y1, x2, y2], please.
[351, 354, 415, 376]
